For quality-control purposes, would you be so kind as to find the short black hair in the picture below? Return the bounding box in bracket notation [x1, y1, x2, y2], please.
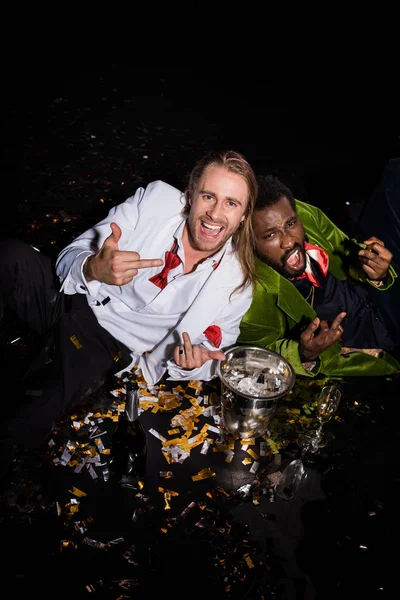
[255, 174, 296, 211]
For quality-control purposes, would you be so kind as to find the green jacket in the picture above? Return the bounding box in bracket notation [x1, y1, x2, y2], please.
[238, 200, 400, 378]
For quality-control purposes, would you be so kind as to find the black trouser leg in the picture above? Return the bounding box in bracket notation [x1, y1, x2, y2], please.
[0, 240, 131, 457]
[55, 293, 131, 415]
[0, 238, 60, 335]
[2, 294, 131, 451]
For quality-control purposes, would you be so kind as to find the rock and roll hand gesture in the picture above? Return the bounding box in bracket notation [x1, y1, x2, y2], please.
[83, 222, 163, 285]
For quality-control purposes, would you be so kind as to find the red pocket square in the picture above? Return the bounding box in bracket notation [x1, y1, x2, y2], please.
[203, 325, 222, 348]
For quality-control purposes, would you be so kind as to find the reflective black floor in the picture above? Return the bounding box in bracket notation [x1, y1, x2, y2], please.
[1, 62, 399, 599]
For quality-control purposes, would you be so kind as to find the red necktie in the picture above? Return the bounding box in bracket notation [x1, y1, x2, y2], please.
[149, 240, 182, 289]
[293, 242, 329, 288]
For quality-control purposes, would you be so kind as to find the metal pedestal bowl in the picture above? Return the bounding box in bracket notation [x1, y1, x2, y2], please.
[217, 345, 296, 439]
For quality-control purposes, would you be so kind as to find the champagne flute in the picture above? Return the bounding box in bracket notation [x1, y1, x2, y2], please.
[298, 385, 341, 453]
[275, 458, 306, 500]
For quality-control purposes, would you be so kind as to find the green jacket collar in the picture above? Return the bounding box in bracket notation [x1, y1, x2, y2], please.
[254, 256, 316, 323]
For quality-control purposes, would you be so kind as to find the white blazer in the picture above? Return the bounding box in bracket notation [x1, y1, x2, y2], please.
[56, 181, 253, 384]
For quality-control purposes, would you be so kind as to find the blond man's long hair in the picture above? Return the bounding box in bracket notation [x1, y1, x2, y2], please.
[182, 150, 258, 297]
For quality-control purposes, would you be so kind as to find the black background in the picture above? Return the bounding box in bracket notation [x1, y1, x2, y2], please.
[2, 59, 399, 247]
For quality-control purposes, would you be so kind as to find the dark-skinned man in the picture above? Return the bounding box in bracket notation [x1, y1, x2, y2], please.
[238, 165, 400, 379]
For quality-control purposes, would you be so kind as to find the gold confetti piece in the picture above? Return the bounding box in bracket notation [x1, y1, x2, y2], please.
[102, 409, 114, 420]
[192, 467, 216, 481]
[70, 335, 83, 349]
[158, 393, 182, 412]
[180, 406, 201, 419]
[162, 451, 174, 464]
[215, 486, 231, 497]
[246, 448, 260, 461]
[188, 380, 202, 390]
[157, 487, 179, 496]
[60, 540, 77, 550]
[85, 446, 98, 458]
[92, 410, 106, 419]
[163, 491, 171, 510]
[242, 457, 252, 465]
[172, 385, 185, 393]
[160, 528, 168, 534]
[160, 393, 180, 401]
[112, 350, 123, 363]
[138, 399, 157, 411]
[241, 438, 255, 445]
[243, 553, 255, 569]
[170, 414, 188, 428]
[168, 428, 181, 435]
[162, 436, 184, 447]
[187, 394, 201, 406]
[185, 421, 194, 438]
[158, 486, 179, 510]
[68, 487, 87, 497]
